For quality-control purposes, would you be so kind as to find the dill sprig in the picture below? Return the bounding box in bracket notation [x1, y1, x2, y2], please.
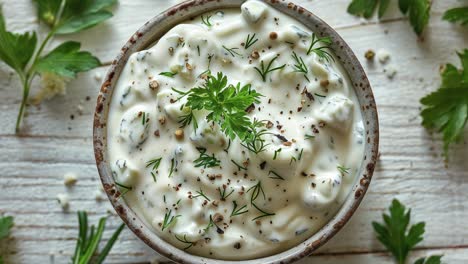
[305, 134, 315, 140]
[162, 210, 180, 231]
[246, 181, 265, 203]
[141, 112, 148, 125]
[231, 159, 247, 171]
[175, 234, 196, 250]
[251, 203, 276, 221]
[268, 170, 285, 180]
[178, 109, 198, 132]
[115, 182, 132, 197]
[201, 15, 213, 27]
[244, 33, 259, 49]
[291, 51, 310, 82]
[146, 157, 162, 182]
[194, 147, 221, 168]
[159, 71, 178, 78]
[337, 165, 350, 175]
[273, 148, 282, 160]
[172, 72, 262, 142]
[169, 158, 176, 178]
[307, 34, 334, 63]
[222, 45, 241, 57]
[203, 215, 224, 234]
[231, 201, 249, 217]
[193, 188, 211, 201]
[218, 185, 235, 201]
[254, 56, 286, 82]
[241, 119, 271, 154]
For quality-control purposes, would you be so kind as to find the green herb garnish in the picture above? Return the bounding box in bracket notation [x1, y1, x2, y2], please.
[273, 148, 282, 160]
[223, 45, 241, 57]
[201, 15, 213, 27]
[241, 119, 271, 154]
[443, 7, 468, 25]
[218, 185, 235, 201]
[194, 147, 221, 168]
[146, 157, 162, 182]
[247, 181, 266, 203]
[268, 170, 285, 180]
[159, 71, 178, 78]
[244, 33, 259, 49]
[254, 56, 286, 82]
[175, 234, 196, 250]
[420, 50, 468, 156]
[231, 201, 249, 217]
[173, 72, 262, 142]
[178, 109, 198, 132]
[231, 159, 247, 171]
[169, 158, 176, 178]
[71, 211, 124, 264]
[251, 203, 276, 221]
[193, 188, 211, 201]
[305, 134, 315, 140]
[337, 165, 350, 175]
[347, 0, 390, 19]
[115, 182, 132, 197]
[306, 34, 334, 62]
[203, 215, 224, 234]
[291, 51, 310, 82]
[0, 215, 13, 264]
[162, 210, 180, 231]
[373, 200, 443, 264]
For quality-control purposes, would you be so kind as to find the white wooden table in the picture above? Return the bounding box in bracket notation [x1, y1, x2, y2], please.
[1, 0, 467, 263]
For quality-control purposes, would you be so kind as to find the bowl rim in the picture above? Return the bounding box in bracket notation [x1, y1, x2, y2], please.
[93, 0, 380, 263]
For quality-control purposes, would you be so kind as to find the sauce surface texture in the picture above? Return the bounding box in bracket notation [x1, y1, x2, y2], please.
[108, 0, 365, 259]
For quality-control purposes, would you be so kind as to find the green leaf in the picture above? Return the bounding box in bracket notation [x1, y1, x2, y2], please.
[443, 7, 468, 25]
[34, 0, 117, 34]
[414, 255, 443, 264]
[0, 216, 14, 240]
[0, 8, 37, 74]
[372, 199, 425, 264]
[95, 223, 125, 264]
[347, 0, 378, 19]
[420, 50, 468, 155]
[378, 0, 391, 18]
[35, 41, 100, 78]
[399, 0, 410, 13]
[399, 0, 431, 35]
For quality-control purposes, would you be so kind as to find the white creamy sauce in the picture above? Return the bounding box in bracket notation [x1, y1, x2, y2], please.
[107, 0, 365, 259]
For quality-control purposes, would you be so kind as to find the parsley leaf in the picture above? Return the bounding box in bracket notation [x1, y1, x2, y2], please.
[443, 7, 468, 25]
[373, 200, 425, 264]
[347, 0, 431, 35]
[174, 72, 262, 141]
[420, 50, 468, 155]
[0, 9, 37, 75]
[414, 255, 443, 264]
[398, 0, 431, 36]
[347, 0, 390, 19]
[35, 41, 100, 78]
[0, 216, 13, 240]
[34, 0, 117, 34]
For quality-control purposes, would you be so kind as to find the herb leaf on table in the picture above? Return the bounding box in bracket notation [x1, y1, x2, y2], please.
[420, 50, 468, 156]
[0, 1, 116, 133]
[414, 255, 443, 264]
[347, 0, 431, 36]
[0, 216, 14, 264]
[72, 211, 125, 264]
[443, 7, 468, 25]
[373, 200, 443, 264]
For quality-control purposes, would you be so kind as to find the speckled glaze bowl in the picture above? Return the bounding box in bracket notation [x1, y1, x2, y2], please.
[93, 1, 379, 263]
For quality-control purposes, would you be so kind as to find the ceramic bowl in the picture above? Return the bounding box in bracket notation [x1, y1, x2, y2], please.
[93, 1, 379, 263]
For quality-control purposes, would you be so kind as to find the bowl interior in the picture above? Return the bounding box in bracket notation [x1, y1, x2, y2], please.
[93, 1, 379, 263]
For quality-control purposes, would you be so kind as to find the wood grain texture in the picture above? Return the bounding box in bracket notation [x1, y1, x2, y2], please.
[1, 0, 468, 263]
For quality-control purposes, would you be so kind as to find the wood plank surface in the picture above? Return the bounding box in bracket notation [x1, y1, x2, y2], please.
[1, 0, 467, 263]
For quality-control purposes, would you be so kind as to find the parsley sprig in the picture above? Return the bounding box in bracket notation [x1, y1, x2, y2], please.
[72, 211, 124, 264]
[443, 6, 468, 25]
[373, 200, 443, 264]
[347, 0, 431, 36]
[0, 1, 116, 133]
[420, 50, 468, 156]
[173, 72, 262, 142]
[0, 215, 14, 263]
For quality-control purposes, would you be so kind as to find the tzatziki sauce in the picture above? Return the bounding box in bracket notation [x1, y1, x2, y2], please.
[107, 0, 365, 259]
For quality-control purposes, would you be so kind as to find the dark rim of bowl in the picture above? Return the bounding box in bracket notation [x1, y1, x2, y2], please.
[93, 1, 379, 263]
